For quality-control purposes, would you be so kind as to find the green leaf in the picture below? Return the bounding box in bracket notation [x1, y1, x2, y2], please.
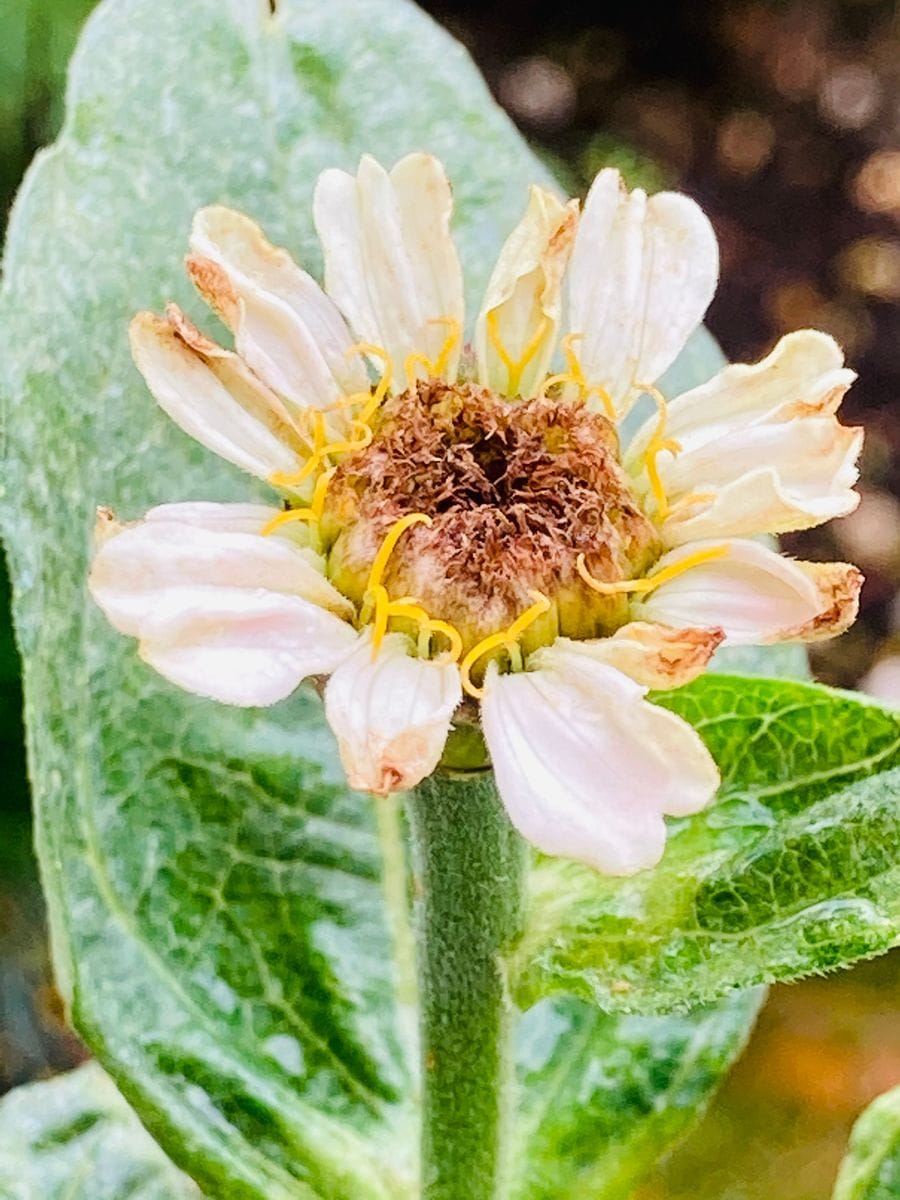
[833, 1086, 900, 1200]
[516, 675, 900, 1013]
[0, 1063, 200, 1199]
[0, 0, 559, 1195]
[512, 988, 764, 1200]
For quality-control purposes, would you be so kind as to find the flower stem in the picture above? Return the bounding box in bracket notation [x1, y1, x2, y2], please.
[406, 770, 527, 1200]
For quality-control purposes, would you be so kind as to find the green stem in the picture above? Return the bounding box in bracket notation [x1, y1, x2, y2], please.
[406, 770, 527, 1200]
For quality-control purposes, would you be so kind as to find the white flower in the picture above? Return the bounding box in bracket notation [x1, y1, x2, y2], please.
[91, 154, 864, 876]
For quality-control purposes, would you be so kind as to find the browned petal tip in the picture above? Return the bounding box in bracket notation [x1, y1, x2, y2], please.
[164, 302, 222, 357]
[789, 562, 865, 644]
[656, 625, 726, 682]
[185, 253, 239, 326]
[93, 506, 121, 544]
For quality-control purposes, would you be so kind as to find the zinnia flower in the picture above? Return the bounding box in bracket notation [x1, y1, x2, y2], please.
[89, 154, 863, 876]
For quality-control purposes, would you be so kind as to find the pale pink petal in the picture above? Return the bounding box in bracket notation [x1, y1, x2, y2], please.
[481, 652, 718, 875]
[636, 539, 863, 645]
[625, 330, 862, 541]
[138, 591, 357, 707]
[314, 154, 464, 389]
[89, 507, 352, 638]
[540, 622, 724, 690]
[129, 310, 303, 482]
[324, 632, 461, 795]
[566, 169, 718, 414]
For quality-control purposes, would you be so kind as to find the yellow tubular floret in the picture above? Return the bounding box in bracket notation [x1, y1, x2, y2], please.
[459, 590, 551, 700]
[486, 309, 549, 397]
[634, 382, 681, 521]
[576, 544, 729, 597]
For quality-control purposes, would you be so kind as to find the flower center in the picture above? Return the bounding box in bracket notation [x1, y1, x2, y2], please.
[320, 379, 660, 664]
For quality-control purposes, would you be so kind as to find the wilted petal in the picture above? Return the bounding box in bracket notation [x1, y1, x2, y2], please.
[541, 622, 724, 690]
[636, 539, 864, 645]
[324, 632, 461, 795]
[481, 651, 719, 875]
[626, 330, 862, 542]
[566, 169, 718, 414]
[314, 154, 464, 389]
[188, 206, 368, 412]
[130, 310, 304, 482]
[475, 186, 578, 398]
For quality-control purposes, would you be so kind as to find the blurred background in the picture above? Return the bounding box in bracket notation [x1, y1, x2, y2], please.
[1, 0, 899, 1195]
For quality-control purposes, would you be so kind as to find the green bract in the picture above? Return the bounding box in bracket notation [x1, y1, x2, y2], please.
[0, 0, 897, 1196]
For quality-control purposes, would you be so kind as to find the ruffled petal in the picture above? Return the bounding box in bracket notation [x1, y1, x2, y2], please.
[474, 186, 578, 398]
[542, 622, 724, 690]
[89, 505, 357, 706]
[626, 330, 862, 542]
[481, 650, 719, 875]
[129, 310, 304, 483]
[188, 206, 368, 412]
[314, 153, 464, 389]
[324, 632, 461, 795]
[566, 168, 718, 414]
[635, 539, 863, 645]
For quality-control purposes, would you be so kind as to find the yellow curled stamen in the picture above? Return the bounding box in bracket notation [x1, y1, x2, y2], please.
[268, 411, 329, 489]
[404, 351, 434, 387]
[541, 332, 615, 418]
[368, 582, 392, 653]
[259, 506, 318, 536]
[364, 512, 434, 657]
[583, 383, 616, 420]
[261, 466, 337, 537]
[486, 309, 549, 397]
[383, 600, 464, 663]
[576, 544, 729, 597]
[366, 512, 433, 596]
[459, 589, 551, 700]
[270, 420, 372, 489]
[635, 382, 681, 522]
[429, 316, 462, 378]
[404, 318, 463, 388]
[347, 342, 393, 424]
